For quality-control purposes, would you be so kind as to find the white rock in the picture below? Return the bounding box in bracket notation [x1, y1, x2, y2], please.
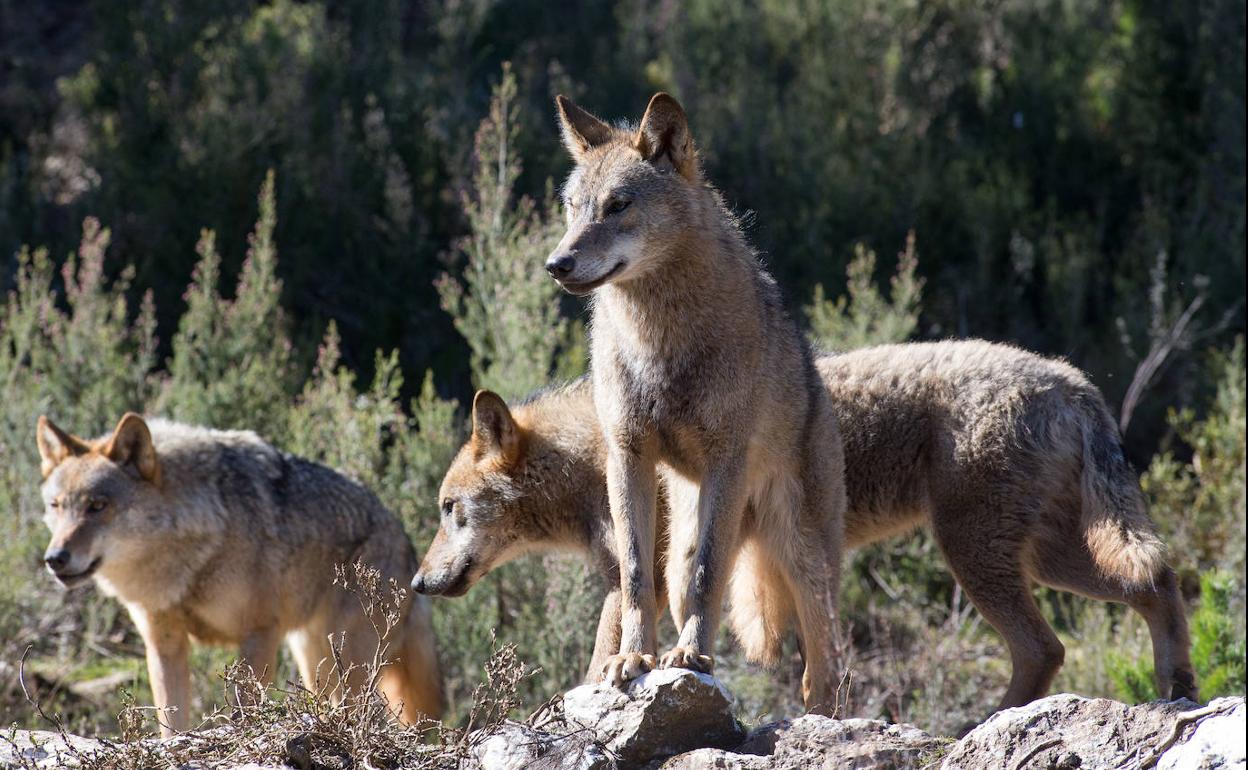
[1158, 697, 1246, 770]
[563, 668, 745, 768]
[473, 720, 613, 770]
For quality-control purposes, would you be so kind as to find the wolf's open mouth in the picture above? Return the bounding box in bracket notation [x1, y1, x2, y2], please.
[52, 557, 101, 587]
[560, 261, 625, 295]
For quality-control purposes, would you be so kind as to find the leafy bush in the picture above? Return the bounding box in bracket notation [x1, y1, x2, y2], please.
[805, 231, 924, 352]
[158, 171, 298, 442]
[435, 64, 575, 402]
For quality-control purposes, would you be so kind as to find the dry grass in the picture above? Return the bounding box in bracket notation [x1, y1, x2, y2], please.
[1, 563, 545, 770]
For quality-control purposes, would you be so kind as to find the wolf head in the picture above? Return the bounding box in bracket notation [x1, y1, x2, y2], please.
[412, 388, 601, 598]
[35, 413, 162, 588]
[546, 92, 704, 295]
[410, 391, 533, 597]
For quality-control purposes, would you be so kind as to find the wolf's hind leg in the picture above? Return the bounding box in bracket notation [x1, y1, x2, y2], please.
[934, 506, 1065, 710]
[1029, 539, 1196, 702]
[379, 595, 444, 722]
[756, 507, 842, 715]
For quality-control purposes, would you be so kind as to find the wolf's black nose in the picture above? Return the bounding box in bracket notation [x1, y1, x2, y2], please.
[545, 254, 576, 278]
[411, 573, 427, 594]
[44, 548, 70, 572]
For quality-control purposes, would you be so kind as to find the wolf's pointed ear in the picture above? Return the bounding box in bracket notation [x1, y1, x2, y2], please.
[103, 413, 161, 485]
[36, 416, 89, 478]
[556, 95, 614, 160]
[635, 92, 697, 181]
[471, 390, 521, 465]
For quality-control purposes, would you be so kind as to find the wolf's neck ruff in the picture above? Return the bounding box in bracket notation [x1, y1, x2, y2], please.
[590, 211, 762, 363]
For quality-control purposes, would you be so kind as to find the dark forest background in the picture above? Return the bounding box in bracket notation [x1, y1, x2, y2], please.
[0, 0, 1244, 736]
[3, 0, 1243, 458]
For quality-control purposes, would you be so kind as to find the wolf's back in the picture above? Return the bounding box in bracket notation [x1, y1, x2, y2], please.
[148, 419, 411, 563]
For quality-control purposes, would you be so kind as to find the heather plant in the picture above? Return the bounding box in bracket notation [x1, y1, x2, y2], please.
[805, 231, 924, 352]
[1143, 338, 1247, 580]
[158, 171, 297, 441]
[435, 64, 575, 401]
[286, 322, 407, 490]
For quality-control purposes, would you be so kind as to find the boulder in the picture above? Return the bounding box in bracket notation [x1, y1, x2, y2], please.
[660, 714, 940, 769]
[1156, 697, 1245, 770]
[562, 668, 745, 768]
[940, 694, 1245, 770]
[473, 720, 614, 770]
[0, 729, 105, 769]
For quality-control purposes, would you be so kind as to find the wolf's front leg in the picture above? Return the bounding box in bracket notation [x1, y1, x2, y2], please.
[602, 446, 660, 687]
[661, 451, 749, 674]
[233, 628, 281, 709]
[133, 609, 191, 737]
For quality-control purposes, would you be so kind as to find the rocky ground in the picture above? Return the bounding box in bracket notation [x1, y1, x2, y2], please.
[3, 669, 1243, 769]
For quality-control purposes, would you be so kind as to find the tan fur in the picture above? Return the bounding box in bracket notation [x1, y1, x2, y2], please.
[36, 414, 443, 736]
[414, 339, 1196, 716]
[545, 93, 848, 713]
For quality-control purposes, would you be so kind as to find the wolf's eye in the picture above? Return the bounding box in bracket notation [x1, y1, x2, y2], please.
[603, 198, 630, 216]
[48, 499, 60, 509]
[440, 499, 457, 517]
[86, 499, 107, 514]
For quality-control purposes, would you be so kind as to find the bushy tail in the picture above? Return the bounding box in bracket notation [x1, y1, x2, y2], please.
[727, 540, 794, 666]
[1077, 395, 1167, 585]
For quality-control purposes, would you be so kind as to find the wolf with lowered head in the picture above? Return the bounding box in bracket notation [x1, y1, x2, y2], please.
[36, 413, 443, 736]
[544, 92, 846, 713]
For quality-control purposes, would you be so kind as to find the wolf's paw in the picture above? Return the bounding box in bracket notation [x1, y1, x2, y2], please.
[603, 652, 657, 689]
[659, 645, 714, 673]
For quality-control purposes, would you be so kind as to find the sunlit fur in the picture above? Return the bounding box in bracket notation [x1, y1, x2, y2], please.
[550, 92, 848, 714]
[36, 414, 443, 735]
[414, 341, 1196, 716]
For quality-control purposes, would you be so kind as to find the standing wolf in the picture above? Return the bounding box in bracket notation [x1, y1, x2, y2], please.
[36, 413, 443, 736]
[414, 342, 1196, 714]
[543, 92, 846, 712]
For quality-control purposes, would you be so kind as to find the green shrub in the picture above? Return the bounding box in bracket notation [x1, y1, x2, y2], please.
[435, 63, 576, 401]
[804, 231, 923, 352]
[1190, 571, 1247, 697]
[158, 171, 298, 441]
[1106, 571, 1247, 702]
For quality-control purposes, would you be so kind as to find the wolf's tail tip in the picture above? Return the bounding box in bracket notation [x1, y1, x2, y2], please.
[1087, 522, 1166, 585]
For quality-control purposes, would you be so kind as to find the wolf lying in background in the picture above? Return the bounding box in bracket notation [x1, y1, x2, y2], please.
[413, 340, 1196, 713]
[36, 413, 443, 736]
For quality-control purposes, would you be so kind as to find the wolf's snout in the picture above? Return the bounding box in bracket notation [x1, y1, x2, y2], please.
[44, 547, 71, 572]
[410, 572, 427, 594]
[545, 253, 576, 279]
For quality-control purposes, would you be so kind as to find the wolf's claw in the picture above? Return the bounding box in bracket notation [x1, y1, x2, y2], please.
[602, 652, 657, 688]
[658, 646, 714, 673]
